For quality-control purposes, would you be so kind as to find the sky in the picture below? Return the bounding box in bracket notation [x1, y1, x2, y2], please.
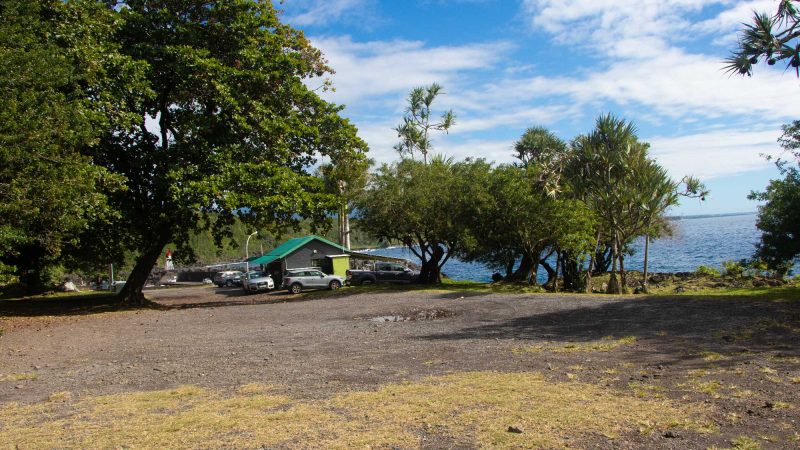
[278, 0, 800, 215]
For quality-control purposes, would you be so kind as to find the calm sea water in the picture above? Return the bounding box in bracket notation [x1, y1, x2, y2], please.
[360, 213, 772, 282]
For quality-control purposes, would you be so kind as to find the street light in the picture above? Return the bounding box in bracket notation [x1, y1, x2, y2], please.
[245, 231, 258, 273]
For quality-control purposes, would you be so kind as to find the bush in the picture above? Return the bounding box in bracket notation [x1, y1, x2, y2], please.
[695, 265, 720, 277]
[722, 260, 744, 278]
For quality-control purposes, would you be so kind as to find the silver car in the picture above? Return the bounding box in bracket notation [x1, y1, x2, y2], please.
[243, 271, 274, 293]
[283, 269, 343, 294]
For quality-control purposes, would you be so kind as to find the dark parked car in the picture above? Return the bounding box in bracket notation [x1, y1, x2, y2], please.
[213, 270, 243, 287]
[346, 262, 417, 285]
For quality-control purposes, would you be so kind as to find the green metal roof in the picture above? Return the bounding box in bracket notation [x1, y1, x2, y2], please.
[246, 235, 348, 265]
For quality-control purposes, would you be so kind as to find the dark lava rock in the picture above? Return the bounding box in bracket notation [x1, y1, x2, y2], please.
[507, 426, 523, 434]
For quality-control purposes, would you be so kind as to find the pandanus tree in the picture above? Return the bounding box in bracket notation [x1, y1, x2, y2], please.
[359, 83, 458, 284]
[627, 162, 706, 292]
[319, 155, 373, 250]
[571, 115, 707, 293]
[394, 83, 455, 164]
[570, 114, 643, 293]
[724, 0, 800, 77]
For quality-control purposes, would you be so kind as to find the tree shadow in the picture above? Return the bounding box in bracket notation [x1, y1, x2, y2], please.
[0, 293, 156, 317]
[419, 294, 800, 367]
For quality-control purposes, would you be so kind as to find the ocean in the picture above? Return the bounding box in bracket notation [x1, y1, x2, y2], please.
[358, 213, 775, 283]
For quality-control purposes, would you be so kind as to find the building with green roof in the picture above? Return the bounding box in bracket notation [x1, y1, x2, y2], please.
[246, 235, 351, 279]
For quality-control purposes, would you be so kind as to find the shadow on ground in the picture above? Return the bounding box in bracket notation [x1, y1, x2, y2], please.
[420, 294, 800, 368]
[0, 293, 150, 317]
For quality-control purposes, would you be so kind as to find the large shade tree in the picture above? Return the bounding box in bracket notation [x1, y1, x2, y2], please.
[89, 0, 367, 304]
[357, 157, 486, 284]
[0, 0, 137, 290]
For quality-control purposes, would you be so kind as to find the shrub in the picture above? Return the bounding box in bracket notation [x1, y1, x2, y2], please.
[695, 265, 720, 277]
[722, 260, 745, 278]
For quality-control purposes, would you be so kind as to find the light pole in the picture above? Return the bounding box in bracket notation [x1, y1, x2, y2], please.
[245, 231, 258, 273]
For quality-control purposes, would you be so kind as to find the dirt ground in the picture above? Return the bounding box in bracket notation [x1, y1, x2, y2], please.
[1, 285, 799, 448]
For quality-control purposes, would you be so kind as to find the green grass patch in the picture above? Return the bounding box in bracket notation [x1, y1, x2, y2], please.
[652, 284, 800, 303]
[0, 373, 37, 382]
[0, 371, 712, 449]
[515, 336, 637, 354]
[0, 289, 113, 302]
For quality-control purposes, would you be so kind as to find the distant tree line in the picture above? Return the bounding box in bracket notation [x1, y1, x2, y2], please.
[356, 86, 707, 293]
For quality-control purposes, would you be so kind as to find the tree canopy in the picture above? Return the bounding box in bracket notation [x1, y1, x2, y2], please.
[1, 0, 368, 300]
[0, 0, 135, 289]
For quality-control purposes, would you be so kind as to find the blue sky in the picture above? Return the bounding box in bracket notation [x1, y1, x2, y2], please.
[279, 0, 800, 215]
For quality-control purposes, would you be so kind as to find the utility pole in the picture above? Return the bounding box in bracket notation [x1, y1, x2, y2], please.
[245, 231, 258, 273]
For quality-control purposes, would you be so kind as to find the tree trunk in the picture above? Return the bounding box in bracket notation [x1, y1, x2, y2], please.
[528, 258, 540, 285]
[618, 251, 628, 294]
[606, 233, 621, 294]
[540, 259, 556, 290]
[642, 235, 650, 292]
[509, 253, 533, 282]
[585, 229, 601, 293]
[505, 258, 515, 280]
[343, 207, 351, 250]
[561, 252, 581, 291]
[117, 238, 167, 306]
[594, 246, 612, 274]
[417, 243, 444, 284]
[553, 253, 560, 293]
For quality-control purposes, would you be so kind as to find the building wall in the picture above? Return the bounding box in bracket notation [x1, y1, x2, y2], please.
[330, 256, 350, 277]
[284, 240, 345, 272]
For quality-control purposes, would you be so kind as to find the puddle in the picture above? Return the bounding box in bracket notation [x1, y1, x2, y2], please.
[367, 308, 452, 323]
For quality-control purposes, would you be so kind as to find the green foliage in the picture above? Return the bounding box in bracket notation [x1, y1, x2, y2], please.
[568, 114, 706, 293]
[356, 157, 485, 283]
[777, 120, 800, 164]
[724, 0, 800, 77]
[695, 265, 721, 277]
[69, 0, 369, 303]
[394, 83, 454, 164]
[456, 159, 596, 283]
[722, 260, 745, 278]
[749, 167, 800, 276]
[0, 0, 133, 291]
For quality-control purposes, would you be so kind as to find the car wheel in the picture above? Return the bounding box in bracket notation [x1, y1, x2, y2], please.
[290, 283, 303, 294]
[362, 277, 375, 285]
[329, 280, 341, 290]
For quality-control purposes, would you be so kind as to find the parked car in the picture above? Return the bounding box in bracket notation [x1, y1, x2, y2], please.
[283, 269, 343, 294]
[346, 262, 418, 286]
[111, 281, 126, 293]
[242, 271, 274, 294]
[213, 270, 243, 287]
[241, 270, 268, 290]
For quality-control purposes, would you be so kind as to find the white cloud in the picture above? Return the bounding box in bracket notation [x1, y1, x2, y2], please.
[512, 1, 800, 120]
[693, 1, 776, 38]
[283, 0, 374, 27]
[522, 0, 714, 58]
[648, 128, 781, 179]
[312, 36, 511, 105]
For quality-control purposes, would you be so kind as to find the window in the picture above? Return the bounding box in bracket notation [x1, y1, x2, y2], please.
[310, 258, 323, 268]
